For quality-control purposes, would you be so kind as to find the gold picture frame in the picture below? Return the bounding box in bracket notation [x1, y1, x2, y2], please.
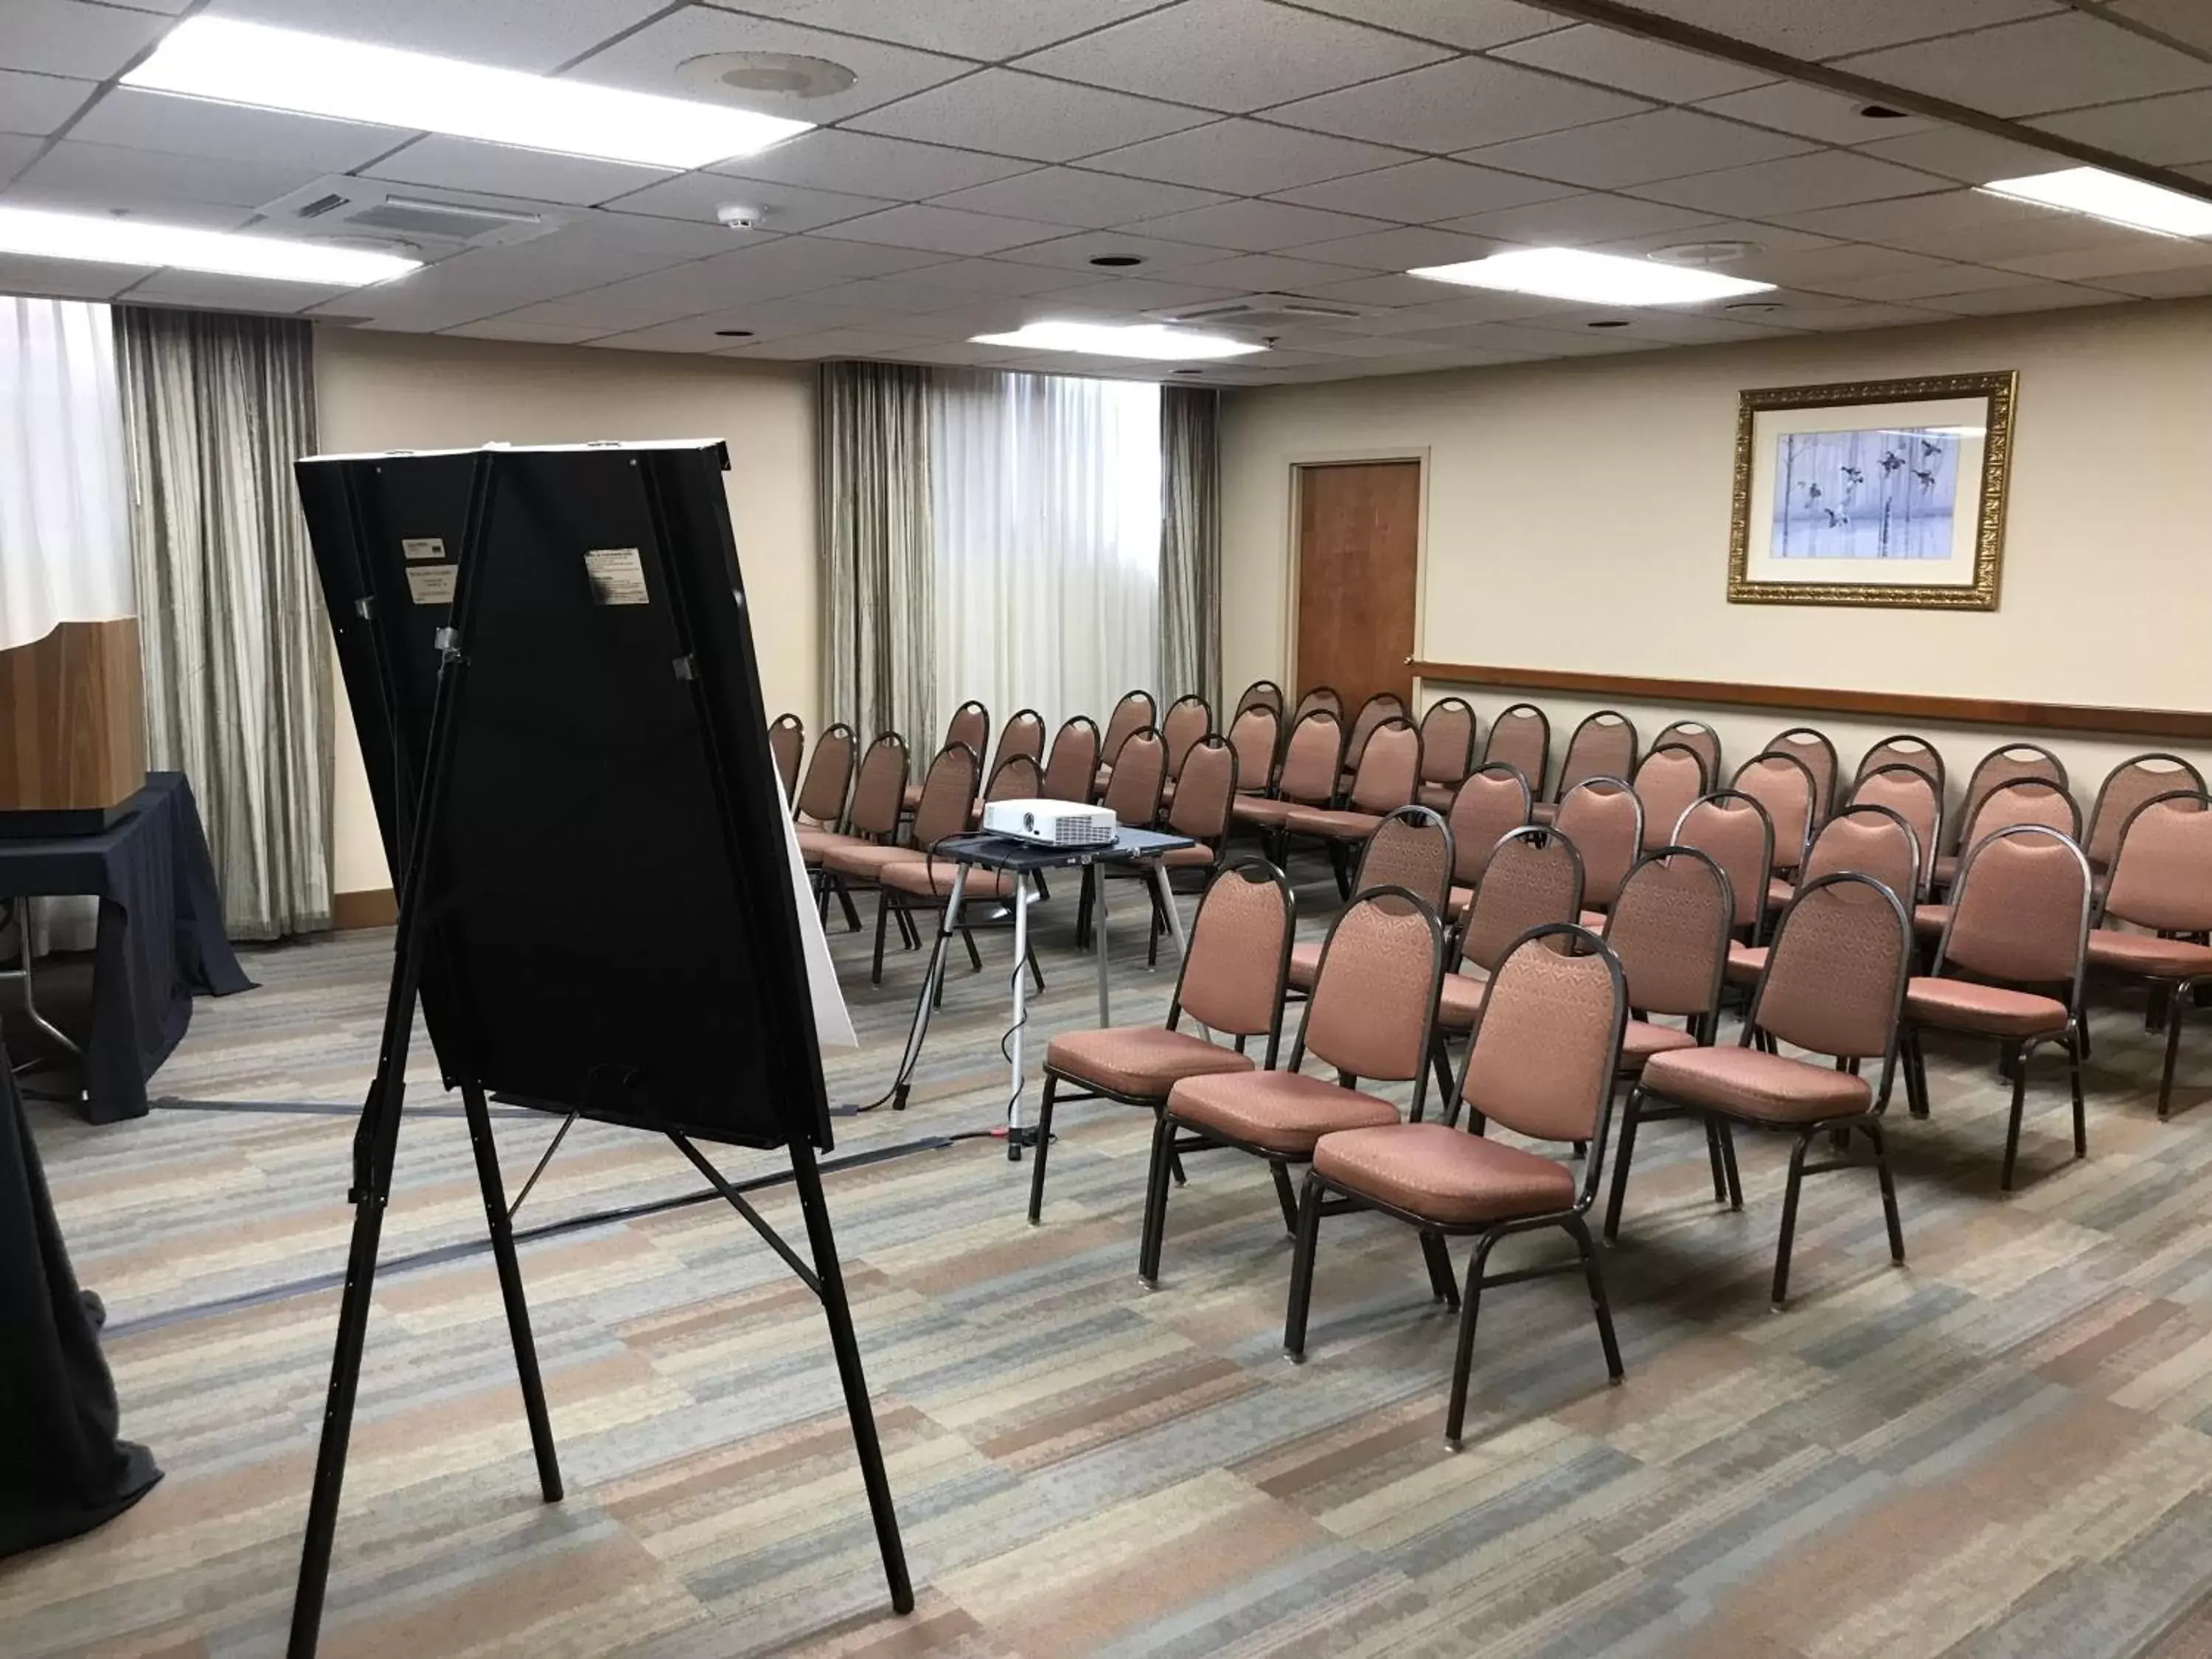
[1727, 370, 2017, 611]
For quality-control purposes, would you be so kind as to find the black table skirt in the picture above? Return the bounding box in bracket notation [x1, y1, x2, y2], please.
[0, 773, 251, 1123]
[0, 1043, 161, 1554]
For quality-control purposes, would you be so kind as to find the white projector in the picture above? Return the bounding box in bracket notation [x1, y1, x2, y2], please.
[984, 799, 1117, 848]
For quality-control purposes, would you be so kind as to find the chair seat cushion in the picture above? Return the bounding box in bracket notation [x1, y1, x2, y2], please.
[1530, 801, 1559, 827]
[1045, 1026, 1254, 1099]
[876, 860, 1018, 901]
[1932, 852, 1959, 890]
[1281, 806, 1384, 841]
[1724, 941, 1767, 986]
[1767, 877, 1795, 910]
[1913, 902, 1950, 938]
[1158, 842, 1219, 869]
[1618, 1020, 1701, 1073]
[1578, 908, 1607, 931]
[1905, 977, 2069, 1039]
[1231, 796, 1303, 827]
[1447, 884, 1474, 919]
[818, 841, 919, 880]
[1640, 1046, 1872, 1124]
[795, 827, 838, 860]
[2085, 928, 2212, 979]
[901, 782, 924, 813]
[1287, 939, 1321, 991]
[1416, 782, 1458, 811]
[1434, 965, 1491, 1032]
[1314, 1122, 1576, 1227]
[1167, 1069, 1399, 1156]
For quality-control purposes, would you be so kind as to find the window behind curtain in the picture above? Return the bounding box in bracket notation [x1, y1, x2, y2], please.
[928, 370, 1161, 743]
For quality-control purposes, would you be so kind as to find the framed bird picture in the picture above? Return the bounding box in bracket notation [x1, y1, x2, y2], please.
[1728, 370, 2017, 610]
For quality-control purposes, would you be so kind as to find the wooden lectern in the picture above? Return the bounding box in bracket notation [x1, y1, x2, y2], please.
[0, 620, 146, 837]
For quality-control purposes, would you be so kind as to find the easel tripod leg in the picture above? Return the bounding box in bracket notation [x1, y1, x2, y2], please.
[460, 1081, 563, 1502]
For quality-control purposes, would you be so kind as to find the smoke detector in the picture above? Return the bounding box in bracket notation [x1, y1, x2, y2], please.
[679, 52, 856, 100]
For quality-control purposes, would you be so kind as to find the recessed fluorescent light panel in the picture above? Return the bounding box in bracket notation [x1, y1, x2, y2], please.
[1408, 247, 1776, 305]
[124, 17, 812, 170]
[1979, 167, 2212, 238]
[970, 321, 1266, 361]
[0, 206, 420, 285]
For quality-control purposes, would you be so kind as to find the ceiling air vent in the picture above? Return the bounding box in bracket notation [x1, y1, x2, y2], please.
[256, 177, 564, 249]
[1152, 293, 1369, 332]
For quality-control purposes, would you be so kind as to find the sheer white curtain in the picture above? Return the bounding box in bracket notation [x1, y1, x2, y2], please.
[928, 370, 1161, 737]
[0, 297, 133, 653]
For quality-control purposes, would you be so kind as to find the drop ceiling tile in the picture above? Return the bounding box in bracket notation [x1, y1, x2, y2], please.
[1629, 150, 1950, 217]
[1693, 84, 1938, 146]
[992, 229, 1239, 271]
[1405, 319, 1655, 355]
[1285, 1, 1568, 51]
[1287, 330, 1444, 357]
[1512, 308, 1798, 345]
[806, 273, 1001, 314]
[1594, 218, 1842, 257]
[1728, 241, 1958, 288]
[1270, 158, 1573, 223]
[723, 327, 928, 359]
[706, 0, 1164, 58]
[1753, 299, 1948, 331]
[1267, 58, 1651, 153]
[121, 271, 353, 313]
[1016, 0, 1450, 114]
[15, 138, 324, 212]
[712, 131, 1034, 198]
[1994, 237, 2212, 281]
[873, 340, 1040, 366]
[0, 134, 42, 189]
[2031, 88, 2212, 166]
[1323, 288, 1590, 330]
[1164, 250, 1389, 289]
[1030, 274, 1248, 313]
[927, 167, 1228, 229]
[68, 88, 414, 173]
[1776, 188, 2151, 260]
[0, 250, 153, 300]
[1120, 198, 1393, 253]
[495, 296, 691, 332]
[1793, 258, 2045, 302]
[844, 71, 1211, 162]
[442, 319, 611, 344]
[1489, 25, 1774, 103]
[568, 10, 975, 123]
[1602, 0, 2058, 60]
[703, 234, 958, 285]
[1832, 13, 2212, 119]
[534, 210, 747, 263]
[366, 138, 673, 208]
[882, 257, 1092, 296]
[204, 0, 670, 74]
[1434, 191, 1729, 245]
[1291, 271, 1478, 307]
[1463, 109, 1816, 191]
[1913, 279, 2135, 313]
[0, 70, 95, 138]
[2085, 261, 2212, 297]
[1287, 224, 1502, 271]
[1082, 119, 1417, 195]
[1850, 126, 2065, 184]
[0, 1, 170, 80]
[811, 202, 1085, 254]
[599, 171, 894, 232]
[2110, 0, 2212, 54]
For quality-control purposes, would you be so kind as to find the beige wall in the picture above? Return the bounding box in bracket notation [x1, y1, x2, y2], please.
[1220, 296, 2212, 812]
[313, 328, 816, 894]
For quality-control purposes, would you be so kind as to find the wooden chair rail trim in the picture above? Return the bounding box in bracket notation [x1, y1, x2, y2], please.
[1406, 661, 2212, 743]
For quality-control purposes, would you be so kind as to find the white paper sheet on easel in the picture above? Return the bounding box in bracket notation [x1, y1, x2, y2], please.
[776, 773, 858, 1050]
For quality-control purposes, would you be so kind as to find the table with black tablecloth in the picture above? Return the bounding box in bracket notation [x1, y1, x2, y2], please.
[0, 773, 251, 1124]
[0, 1037, 161, 1552]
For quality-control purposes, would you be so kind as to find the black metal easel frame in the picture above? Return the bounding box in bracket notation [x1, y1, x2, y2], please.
[287, 452, 912, 1658]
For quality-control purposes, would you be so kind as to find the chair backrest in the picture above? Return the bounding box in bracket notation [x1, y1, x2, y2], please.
[1603, 847, 1733, 1022]
[2087, 754, 2206, 871]
[1447, 763, 1532, 886]
[1101, 727, 1167, 827]
[1652, 720, 1721, 782]
[1417, 698, 1478, 787]
[2104, 790, 2212, 934]
[1227, 705, 1279, 795]
[1234, 680, 1284, 719]
[1631, 745, 1708, 852]
[911, 742, 981, 849]
[1040, 715, 1100, 802]
[846, 733, 909, 838]
[1956, 743, 2067, 850]
[1674, 790, 1773, 933]
[1172, 860, 1294, 1049]
[1855, 733, 1944, 796]
[769, 713, 804, 799]
[1764, 727, 1838, 824]
[1166, 736, 1238, 841]
[1731, 751, 1817, 875]
[1801, 804, 1920, 908]
[1161, 695, 1212, 779]
[1298, 888, 1444, 1095]
[1461, 826, 1585, 975]
[1937, 825, 2091, 997]
[1554, 776, 1642, 908]
[1346, 718, 1420, 813]
[1289, 685, 1341, 732]
[944, 700, 989, 768]
[990, 708, 1046, 776]
[1847, 764, 1941, 898]
[1747, 872, 1911, 1066]
[1555, 709, 1638, 801]
[1275, 709, 1346, 806]
[1459, 924, 1626, 1156]
[1352, 805, 1453, 914]
[795, 721, 855, 826]
[984, 753, 1041, 803]
[1342, 692, 1407, 773]
[1100, 690, 1154, 767]
[1958, 776, 2081, 851]
[1482, 702, 1550, 791]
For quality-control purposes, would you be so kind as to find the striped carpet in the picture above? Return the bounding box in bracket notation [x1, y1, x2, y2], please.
[4, 858, 2211, 1658]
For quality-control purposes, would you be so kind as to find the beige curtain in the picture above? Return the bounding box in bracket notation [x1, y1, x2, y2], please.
[114, 307, 331, 939]
[1159, 384, 1221, 710]
[819, 360, 936, 744]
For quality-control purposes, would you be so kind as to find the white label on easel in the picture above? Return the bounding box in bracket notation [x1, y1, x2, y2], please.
[401, 536, 445, 560]
[406, 563, 457, 604]
[585, 547, 650, 606]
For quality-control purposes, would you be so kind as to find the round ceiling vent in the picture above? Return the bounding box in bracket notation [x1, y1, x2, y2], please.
[678, 52, 857, 100]
[1647, 240, 1759, 268]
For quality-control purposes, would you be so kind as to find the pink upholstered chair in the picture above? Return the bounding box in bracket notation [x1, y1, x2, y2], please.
[970, 712, 1046, 827]
[1141, 886, 1447, 1287]
[2086, 790, 2212, 1115]
[1234, 680, 1284, 720]
[1847, 764, 1942, 902]
[804, 730, 907, 932]
[907, 700, 988, 813]
[1673, 791, 1773, 947]
[1731, 804, 1919, 990]
[1433, 825, 1584, 1065]
[851, 741, 982, 984]
[1444, 763, 1534, 918]
[1651, 720, 1721, 785]
[1093, 689, 1155, 792]
[1337, 692, 1408, 793]
[1481, 703, 1550, 798]
[1854, 734, 1945, 798]
[1077, 727, 1167, 947]
[1030, 860, 1293, 1223]
[1284, 805, 1453, 1018]
[1130, 734, 1242, 964]
[768, 713, 804, 800]
[1534, 709, 1636, 824]
[1903, 826, 2091, 1189]
[1608, 872, 1913, 1307]
[1159, 694, 1213, 791]
[2086, 754, 2205, 878]
[792, 720, 855, 836]
[1231, 709, 1343, 858]
[1555, 776, 1642, 918]
[1952, 743, 2067, 860]
[1630, 745, 1708, 852]
[1285, 923, 1627, 1447]
[1285, 718, 1421, 895]
[1226, 705, 1279, 796]
[1731, 751, 1817, 879]
[1040, 715, 1100, 804]
[1764, 727, 1839, 827]
[1930, 776, 2080, 894]
[1415, 697, 1479, 811]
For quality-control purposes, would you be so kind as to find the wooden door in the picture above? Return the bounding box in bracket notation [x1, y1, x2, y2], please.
[1294, 460, 1420, 711]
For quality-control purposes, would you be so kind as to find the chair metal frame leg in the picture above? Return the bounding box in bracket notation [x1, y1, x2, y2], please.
[1602, 1086, 1643, 1244]
[1771, 1130, 1814, 1309]
[1270, 1158, 1301, 1235]
[1138, 1108, 1178, 1287]
[1444, 1234, 1500, 1448]
[2000, 1038, 2029, 1192]
[1281, 1169, 1326, 1360]
[1419, 1230, 1460, 1311]
[2067, 1026, 2087, 1160]
[1027, 1074, 1058, 1224]
[1865, 1119, 1906, 1265]
[1568, 1214, 1624, 1384]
